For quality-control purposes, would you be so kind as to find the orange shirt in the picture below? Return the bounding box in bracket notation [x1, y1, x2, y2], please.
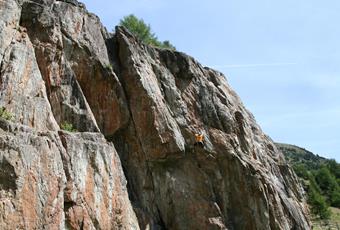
[195, 134, 204, 142]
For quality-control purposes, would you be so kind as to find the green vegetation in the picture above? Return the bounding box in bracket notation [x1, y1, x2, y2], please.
[308, 174, 331, 219]
[61, 122, 77, 132]
[277, 143, 340, 221]
[312, 207, 340, 230]
[330, 207, 340, 224]
[278, 143, 328, 171]
[0, 107, 13, 121]
[119, 14, 176, 50]
[104, 63, 113, 71]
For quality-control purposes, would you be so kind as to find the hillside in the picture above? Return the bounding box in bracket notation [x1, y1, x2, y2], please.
[277, 143, 329, 170]
[277, 143, 340, 183]
[0, 0, 310, 229]
[277, 143, 340, 228]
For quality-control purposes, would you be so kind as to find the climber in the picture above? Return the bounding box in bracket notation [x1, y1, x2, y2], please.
[194, 132, 204, 148]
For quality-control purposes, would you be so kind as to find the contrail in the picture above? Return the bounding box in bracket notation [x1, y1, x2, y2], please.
[211, 62, 297, 69]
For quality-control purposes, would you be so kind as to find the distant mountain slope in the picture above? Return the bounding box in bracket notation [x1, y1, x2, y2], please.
[276, 142, 340, 222]
[276, 143, 329, 170]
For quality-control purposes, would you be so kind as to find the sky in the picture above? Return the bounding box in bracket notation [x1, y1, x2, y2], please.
[82, 0, 340, 162]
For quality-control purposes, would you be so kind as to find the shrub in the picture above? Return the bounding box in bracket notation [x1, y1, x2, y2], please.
[293, 163, 309, 180]
[308, 175, 331, 219]
[161, 40, 176, 50]
[104, 63, 113, 71]
[119, 14, 176, 50]
[61, 122, 77, 132]
[327, 159, 340, 179]
[315, 166, 339, 204]
[0, 107, 13, 121]
[331, 190, 340, 208]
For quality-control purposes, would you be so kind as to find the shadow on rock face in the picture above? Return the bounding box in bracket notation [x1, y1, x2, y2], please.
[0, 158, 17, 193]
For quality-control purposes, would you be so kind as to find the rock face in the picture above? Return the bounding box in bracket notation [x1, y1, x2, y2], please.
[114, 28, 310, 230]
[0, 0, 310, 229]
[0, 0, 137, 229]
[0, 121, 138, 229]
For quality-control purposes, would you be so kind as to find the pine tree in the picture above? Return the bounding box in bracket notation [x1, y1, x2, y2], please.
[119, 14, 175, 50]
[308, 175, 331, 219]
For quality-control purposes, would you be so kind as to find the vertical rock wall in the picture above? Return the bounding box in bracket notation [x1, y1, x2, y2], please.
[0, 0, 310, 229]
[113, 27, 310, 229]
[0, 0, 138, 229]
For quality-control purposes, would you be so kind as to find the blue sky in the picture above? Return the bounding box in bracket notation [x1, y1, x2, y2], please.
[82, 0, 340, 161]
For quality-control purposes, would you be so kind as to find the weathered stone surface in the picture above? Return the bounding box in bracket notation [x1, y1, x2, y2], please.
[19, 0, 100, 133]
[0, 0, 310, 229]
[0, 120, 66, 229]
[0, 1, 139, 229]
[20, 0, 129, 135]
[114, 27, 310, 229]
[60, 131, 138, 230]
[0, 0, 58, 131]
[0, 119, 139, 229]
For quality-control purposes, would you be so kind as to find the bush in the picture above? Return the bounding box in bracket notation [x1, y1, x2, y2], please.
[307, 174, 331, 219]
[119, 14, 175, 50]
[61, 122, 77, 132]
[104, 63, 113, 72]
[315, 166, 339, 204]
[0, 107, 13, 121]
[308, 178, 331, 219]
[327, 159, 340, 179]
[331, 190, 340, 208]
[293, 163, 309, 180]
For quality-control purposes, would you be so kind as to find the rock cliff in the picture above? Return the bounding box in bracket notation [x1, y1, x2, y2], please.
[0, 0, 310, 229]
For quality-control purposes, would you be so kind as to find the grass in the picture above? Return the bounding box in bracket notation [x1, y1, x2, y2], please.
[312, 207, 340, 229]
[0, 107, 13, 121]
[104, 63, 113, 71]
[331, 207, 340, 224]
[60, 122, 77, 132]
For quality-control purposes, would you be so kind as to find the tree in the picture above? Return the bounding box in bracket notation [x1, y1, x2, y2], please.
[308, 187, 331, 219]
[293, 163, 309, 180]
[326, 159, 340, 179]
[161, 40, 176, 50]
[315, 166, 339, 204]
[119, 14, 175, 50]
[308, 175, 331, 219]
[331, 190, 340, 207]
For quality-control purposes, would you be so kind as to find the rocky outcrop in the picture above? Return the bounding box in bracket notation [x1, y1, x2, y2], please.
[113, 27, 310, 229]
[19, 0, 129, 134]
[0, 120, 138, 229]
[0, 0, 138, 229]
[0, 0, 310, 229]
